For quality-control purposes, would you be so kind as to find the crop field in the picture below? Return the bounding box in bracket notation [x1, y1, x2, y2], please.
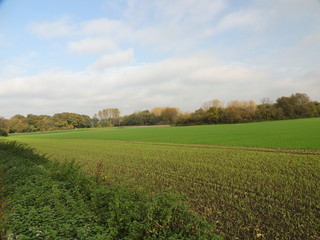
[7, 118, 320, 239]
[5, 139, 320, 239]
[13, 118, 320, 149]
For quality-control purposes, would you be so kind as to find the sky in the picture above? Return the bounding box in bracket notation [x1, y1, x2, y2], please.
[0, 0, 320, 118]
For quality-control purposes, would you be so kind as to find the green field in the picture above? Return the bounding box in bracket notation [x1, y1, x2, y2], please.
[12, 118, 320, 149]
[6, 118, 320, 239]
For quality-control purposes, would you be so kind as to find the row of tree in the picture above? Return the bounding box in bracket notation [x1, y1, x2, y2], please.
[176, 93, 320, 125]
[1, 93, 319, 135]
[92, 107, 180, 127]
[0, 113, 92, 134]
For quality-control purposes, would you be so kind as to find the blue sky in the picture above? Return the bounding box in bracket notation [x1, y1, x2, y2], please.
[0, 0, 320, 118]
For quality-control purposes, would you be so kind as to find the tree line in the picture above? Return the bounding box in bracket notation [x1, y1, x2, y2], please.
[1, 93, 319, 135]
[176, 93, 320, 125]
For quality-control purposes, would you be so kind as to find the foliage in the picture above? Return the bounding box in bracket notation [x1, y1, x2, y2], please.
[122, 110, 160, 126]
[0, 141, 221, 239]
[7, 112, 91, 133]
[160, 107, 180, 124]
[177, 107, 222, 125]
[177, 93, 320, 126]
[0, 117, 9, 130]
[275, 93, 319, 118]
[0, 128, 8, 137]
[96, 108, 121, 126]
[52, 113, 92, 129]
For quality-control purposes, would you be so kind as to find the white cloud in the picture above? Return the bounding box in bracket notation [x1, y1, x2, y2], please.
[68, 37, 117, 54]
[29, 17, 74, 38]
[212, 9, 263, 34]
[80, 18, 126, 36]
[22, 1, 269, 55]
[87, 49, 134, 71]
[3, 53, 318, 118]
[252, 0, 320, 20]
[120, 0, 228, 52]
[124, 0, 227, 26]
[2, 0, 320, 118]
[0, 52, 38, 78]
[28, 0, 227, 55]
[284, 30, 320, 67]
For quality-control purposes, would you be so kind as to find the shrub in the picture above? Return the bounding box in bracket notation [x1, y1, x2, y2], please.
[0, 128, 8, 137]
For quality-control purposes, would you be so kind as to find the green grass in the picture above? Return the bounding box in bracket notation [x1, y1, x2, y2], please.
[10, 118, 320, 149]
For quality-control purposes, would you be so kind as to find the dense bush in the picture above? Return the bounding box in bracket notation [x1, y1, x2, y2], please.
[0, 141, 222, 239]
[0, 128, 8, 137]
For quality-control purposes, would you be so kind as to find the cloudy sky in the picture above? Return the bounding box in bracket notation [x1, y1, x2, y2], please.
[0, 0, 319, 118]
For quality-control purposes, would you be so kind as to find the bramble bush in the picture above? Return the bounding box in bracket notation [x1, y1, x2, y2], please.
[0, 141, 223, 239]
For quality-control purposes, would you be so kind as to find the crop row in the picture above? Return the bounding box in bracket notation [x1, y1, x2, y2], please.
[97, 161, 319, 239]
